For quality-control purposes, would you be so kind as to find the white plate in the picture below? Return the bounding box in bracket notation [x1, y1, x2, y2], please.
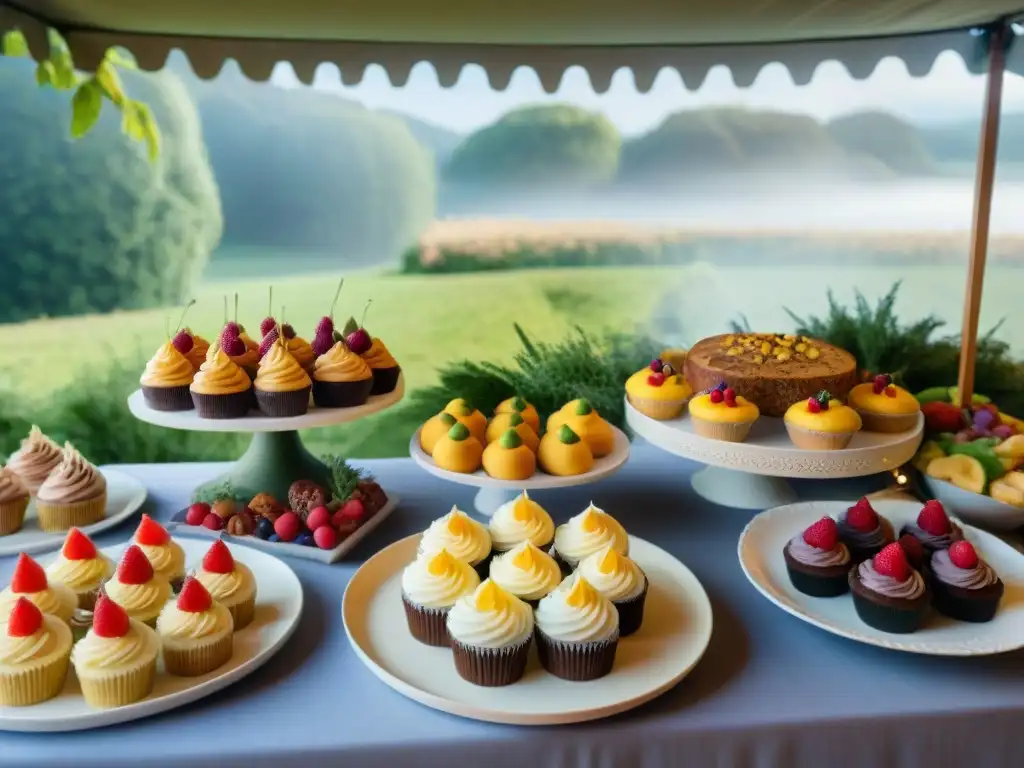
[166, 493, 400, 564]
[126, 374, 404, 433]
[342, 534, 713, 725]
[626, 399, 923, 479]
[738, 499, 1024, 656]
[0, 537, 303, 732]
[921, 476, 1024, 533]
[0, 469, 147, 557]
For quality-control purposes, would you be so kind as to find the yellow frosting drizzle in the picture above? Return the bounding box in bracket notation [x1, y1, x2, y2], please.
[581, 506, 604, 533]
[513, 494, 534, 522]
[427, 548, 460, 577]
[190, 348, 251, 395]
[474, 580, 509, 612]
[140, 341, 195, 387]
[565, 576, 600, 608]
[362, 338, 397, 368]
[256, 339, 312, 392]
[314, 341, 372, 383]
[511, 540, 539, 570]
[598, 547, 620, 575]
[446, 512, 468, 536]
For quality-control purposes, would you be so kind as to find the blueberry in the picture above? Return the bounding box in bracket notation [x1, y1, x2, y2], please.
[255, 518, 274, 540]
[296, 533, 314, 547]
[268, 533, 280, 543]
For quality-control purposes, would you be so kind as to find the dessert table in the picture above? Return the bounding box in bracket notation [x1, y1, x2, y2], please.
[2, 446, 1024, 768]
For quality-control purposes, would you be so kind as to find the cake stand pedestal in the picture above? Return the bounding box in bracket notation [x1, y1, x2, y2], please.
[409, 426, 631, 517]
[625, 399, 923, 510]
[127, 377, 405, 501]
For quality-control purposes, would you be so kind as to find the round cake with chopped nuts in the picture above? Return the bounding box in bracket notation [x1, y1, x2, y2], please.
[684, 333, 858, 417]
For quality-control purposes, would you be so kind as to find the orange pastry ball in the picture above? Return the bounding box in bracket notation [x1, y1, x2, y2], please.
[538, 424, 594, 476]
[563, 398, 615, 458]
[482, 429, 537, 480]
[432, 422, 483, 474]
[546, 402, 573, 434]
[444, 399, 488, 444]
[420, 411, 458, 455]
[485, 412, 540, 452]
[494, 396, 541, 435]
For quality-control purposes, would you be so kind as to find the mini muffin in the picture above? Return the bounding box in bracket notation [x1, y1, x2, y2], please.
[0, 553, 78, 625]
[401, 548, 480, 646]
[488, 540, 561, 607]
[431, 423, 484, 474]
[484, 411, 539, 452]
[784, 391, 862, 450]
[418, 506, 492, 578]
[443, 399, 488, 444]
[535, 574, 619, 681]
[899, 499, 964, 558]
[446, 580, 534, 687]
[560, 399, 616, 457]
[311, 341, 374, 408]
[927, 540, 1004, 623]
[577, 545, 649, 635]
[361, 337, 401, 395]
[849, 542, 930, 634]
[481, 429, 536, 480]
[5, 426, 63, 495]
[0, 467, 29, 536]
[848, 374, 921, 433]
[45, 528, 114, 610]
[835, 497, 895, 563]
[190, 345, 253, 419]
[688, 384, 759, 442]
[0, 598, 72, 706]
[72, 595, 160, 708]
[538, 425, 594, 476]
[133, 514, 186, 589]
[626, 359, 693, 420]
[157, 577, 234, 677]
[487, 490, 554, 554]
[783, 516, 851, 597]
[494, 395, 541, 435]
[34, 443, 107, 532]
[103, 545, 173, 628]
[419, 412, 458, 456]
[254, 336, 312, 417]
[551, 503, 629, 573]
[193, 540, 258, 631]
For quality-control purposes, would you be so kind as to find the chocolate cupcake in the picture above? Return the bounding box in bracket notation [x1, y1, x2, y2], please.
[360, 337, 401, 395]
[446, 580, 533, 686]
[900, 500, 963, 558]
[140, 341, 195, 411]
[189, 346, 252, 419]
[927, 541, 1003, 623]
[577, 545, 649, 635]
[535, 574, 619, 681]
[849, 543, 930, 634]
[401, 549, 479, 647]
[254, 336, 312, 417]
[783, 516, 851, 597]
[311, 341, 374, 408]
[6, 426, 64, 495]
[418, 506, 493, 579]
[487, 540, 561, 608]
[835, 497, 894, 563]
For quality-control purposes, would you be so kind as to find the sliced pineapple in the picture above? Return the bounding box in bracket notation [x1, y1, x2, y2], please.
[926, 454, 987, 495]
[990, 472, 1024, 508]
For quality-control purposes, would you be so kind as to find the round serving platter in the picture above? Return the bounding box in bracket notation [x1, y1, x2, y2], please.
[0, 537, 303, 732]
[738, 498, 1024, 656]
[342, 533, 713, 725]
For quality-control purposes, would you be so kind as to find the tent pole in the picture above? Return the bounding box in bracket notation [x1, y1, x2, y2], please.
[957, 23, 1008, 408]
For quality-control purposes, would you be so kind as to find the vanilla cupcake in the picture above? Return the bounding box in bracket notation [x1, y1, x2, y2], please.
[0, 598, 72, 706]
[72, 594, 160, 708]
[0, 466, 30, 536]
[193, 541, 257, 631]
[157, 577, 234, 677]
[190, 345, 253, 419]
[535, 574, 619, 681]
[311, 341, 374, 408]
[488, 490, 554, 554]
[446, 580, 534, 687]
[103, 545, 172, 627]
[140, 340, 195, 411]
[46, 528, 114, 610]
[254, 335, 312, 417]
[418, 506, 493, 577]
[0, 553, 77, 625]
[488, 540, 561, 606]
[577, 545, 649, 636]
[551, 503, 629, 572]
[6, 426, 63, 495]
[34, 443, 107, 532]
[132, 514, 186, 589]
[401, 548, 480, 647]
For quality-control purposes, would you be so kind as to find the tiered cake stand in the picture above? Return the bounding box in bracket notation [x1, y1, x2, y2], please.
[127, 376, 404, 501]
[626, 399, 924, 510]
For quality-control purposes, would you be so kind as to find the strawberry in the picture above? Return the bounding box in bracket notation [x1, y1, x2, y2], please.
[116, 545, 154, 585]
[92, 594, 130, 638]
[223, 335, 247, 357]
[315, 316, 334, 338]
[807, 397, 821, 413]
[802, 516, 838, 551]
[176, 577, 212, 613]
[948, 540, 979, 570]
[259, 316, 277, 338]
[171, 330, 194, 355]
[897, 534, 924, 567]
[6, 597, 43, 637]
[917, 500, 951, 536]
[201, 540, 235, 574]
[258, 328, 280, 359]
[222, 321, 241, 339]
[134, 514, 170, 547]
[845, 498, 878, 532]
[62, 528, 97, 561]
[312, 329, 335, 357]
[873, 542, 911, 582]
[10, 553, 47, 594]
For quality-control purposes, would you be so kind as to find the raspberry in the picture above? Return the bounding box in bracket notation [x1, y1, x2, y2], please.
[134, 514, 170, 547]
[647, 372, 665, 387]
[6, 597, 42, 637]
[171, 330, 194, 355]
[948, 540, 979, 570]
[92, 594, 129, 639]
[709, 389, 724, 404]
[897, 534, 924, 567]
[274, 511, 301, 542]
[11, 553, 47, 594]
[116, 545, 154, 585]
[802, 516, 838, 551]
[311, 329, 335, 357]
[258, 328, 279, 359]
[176, 577, 212, 613]
[314, 525, 339, 550]
[917, 500, 951, 536]
[185, 502, 210, 526]
[62, 528, 97, 561]
[315, 316, 334, 337]
[259, 316, 277, 337]
[873, 542, 910, 582]
[202, 513, 224, 531]
[222, 322, 241, 339]
[305, 505, 332, 531]
[202, 540, 235, 574]
[807, 397, 821, 413]
[845, 498, 878, 532]
[337, 498, 366, 524]
[222, 335, 246, 357]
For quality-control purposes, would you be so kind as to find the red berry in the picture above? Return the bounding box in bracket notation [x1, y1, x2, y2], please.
[802, 516, 838, 551]
[202, 540, 235, 574]
[11, 553, 47, 594]
[116, 545, 154, 585]
[337, 499, 366, 524]
[709, 389, 724, 404]
[282, 323, 297, 340]
[315, 316, 334, 337]
[723, 387, 736, 401]
[311, 330, 335, 357]
[222, 322, 241, 339]
[884, 386, 897, 398]
[346, 328, 371, 355]
[314, 525, 339, 550]
[62, 528, 97, 561]
[176, 577, 213, 613]
[647, 372, 665, 387]
[872, 374, 889, 394]
[845, 498, 878, 532]
[897, 534, 924, 566]
[274, 511, 302, 542]
[649, 359, 663, 372]
[185, 503, 210, 526]
[171, 330, 194, 355]
[223, 335, 247, 357]
[334, 518, 359, 539]
[917, 500, 951, 536]
[6, 597, 42, 637]
[92, 594, 129, 638]
[258, 328, 279, 359]
[807, 397, 821, 413]
[202, 512, 225, 531]
[135, 514, 170, 547]
[306, 505, 332, 531]
[259, 316, 276, 337]
[948, 540, 979, 569]
[873, 542, 911, 582]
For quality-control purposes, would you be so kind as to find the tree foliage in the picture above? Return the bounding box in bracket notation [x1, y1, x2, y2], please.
[827, 111, 936, 175]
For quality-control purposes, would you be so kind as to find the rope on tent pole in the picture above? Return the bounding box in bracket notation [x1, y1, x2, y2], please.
[957, 21, 1010, 409]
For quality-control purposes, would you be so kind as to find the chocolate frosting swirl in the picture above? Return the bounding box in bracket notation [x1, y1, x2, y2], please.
[856, 559, 926, 599]
[6, 426, 64, 492]
[0, 466, 29, 503]
[36, 443, 106, 504]
[930, 549, 999, 590]
[787, 534, 850, 568]
[836, 510, 892, 551]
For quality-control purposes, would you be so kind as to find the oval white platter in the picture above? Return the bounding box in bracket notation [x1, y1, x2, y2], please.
[626, 400, 923, 479]
[921, 475, 1024, 533]
[127, 374, 404, 433]
[342, 533, 713, 726]
[0, 537, 303, 732]
[0, 469, 147, 558]
[738, 499, 1024, 656]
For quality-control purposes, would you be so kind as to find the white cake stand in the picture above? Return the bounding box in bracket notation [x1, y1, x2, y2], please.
[127, 376, 404, 501]
[409, 426, 631, 517]
[625, 399, 923, 510]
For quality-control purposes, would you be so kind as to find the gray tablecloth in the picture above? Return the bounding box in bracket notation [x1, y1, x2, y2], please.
[1, 446, 1023, 768]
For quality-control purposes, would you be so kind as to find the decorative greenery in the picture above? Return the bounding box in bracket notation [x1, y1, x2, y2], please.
[322, 454, 367, 502]
[190, 480, 243, 504]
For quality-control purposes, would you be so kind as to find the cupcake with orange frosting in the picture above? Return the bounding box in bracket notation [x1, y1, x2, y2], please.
[848, 374, 921, 433]
[6, 426, 63, 495]
[784, 391, 862, 450]
[219, 331, 260, 380]
[46, 528, 114, 610]
[361, 337, 400, 395]
[311, 341, 374, 408]
[189, 345, 253, 419]
[35, 444, 107, 532]
[0, 467, 29, 536]
[182, 329, 211, 372]
[254, 335, 312, 417]
[140, 341, 195, 411]
[285, 334, 316, 373]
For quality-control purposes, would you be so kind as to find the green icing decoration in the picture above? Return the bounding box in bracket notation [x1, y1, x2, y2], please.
[511, 395, 527, 411]
[557, 425, 581, 444]
[342, 316, 359, 336]
[447, 422, 471, 441]
[574, 398, 593, 416]
[508, 412, 524, 427]
[439, 412, 457, 426]
[499, 429, 523, 449]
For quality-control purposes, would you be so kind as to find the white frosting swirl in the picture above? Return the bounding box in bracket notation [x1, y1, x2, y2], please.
[72, 619, 159, 673]
[446, 580, 534, 649]
[46, 553, 114, 593]
[488, 491, 555, 551]
[552, 503, 629, 567]
[402, 549, 480, 608]
[488, 540, 561, 601]
[0, 581, 78, 624]
[103, 576, 171, 623]
[195, 562, 257, 606]
[137, 541, 186, 582]
[0, 616, 71, 669]
[418, 506, 492, 566]
[535, 573, 619, 643]
[576, 545, 647, 602]
[157, 600, 233, 646]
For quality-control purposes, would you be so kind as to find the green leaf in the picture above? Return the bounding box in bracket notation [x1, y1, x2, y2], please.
[121, 100, 145, 140]
[48, 49, 80, 90]
[135, 102, 161, 161]
[2, 30, 30, 57]
[103, 48, 137, 69]
[35, 61, 55, 86]
[70, 80, 103, 138]
[94, 61, 124, 105]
